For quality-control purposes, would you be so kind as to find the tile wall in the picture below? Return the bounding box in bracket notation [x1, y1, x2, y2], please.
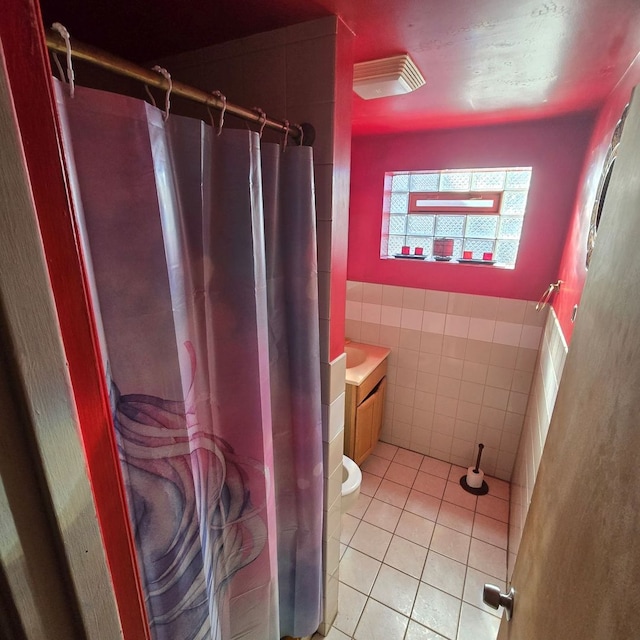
[320, 352, 347, 633]
[345, 281, 548, 481]
[507, 307, 567, 578]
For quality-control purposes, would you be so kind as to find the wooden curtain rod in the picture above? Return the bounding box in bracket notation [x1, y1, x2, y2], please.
[46, 28, 307, 142]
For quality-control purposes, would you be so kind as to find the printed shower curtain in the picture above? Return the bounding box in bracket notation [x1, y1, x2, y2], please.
[54, 80, 323, 640]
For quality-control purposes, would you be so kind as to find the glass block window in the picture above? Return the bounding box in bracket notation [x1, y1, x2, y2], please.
[501, 191, 528, 215]
[383, 167, 532, 268]
[440, 172, 471, 191]
[391, 173, 410, 191]
[435, 215, 465, 237]
[471, 171, 506, 191]
[466, 215, 498, 238]
[388, 235, 405, 255]
[410, 173, 439, 191]
[390, 192, 409, 214]
[407, 215, 435, 236]
[464, 238, 495, 254]
[389, 215, 407, 235]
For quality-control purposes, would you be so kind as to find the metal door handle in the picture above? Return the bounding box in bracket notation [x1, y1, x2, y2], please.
[483, 584, 515, 620]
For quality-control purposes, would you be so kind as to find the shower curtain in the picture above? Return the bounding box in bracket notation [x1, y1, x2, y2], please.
[54, 80, 323, 640]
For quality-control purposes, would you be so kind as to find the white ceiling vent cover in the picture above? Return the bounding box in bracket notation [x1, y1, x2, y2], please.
[353, 54, 425, 100]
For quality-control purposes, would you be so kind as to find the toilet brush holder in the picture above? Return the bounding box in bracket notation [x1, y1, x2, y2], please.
[460, 443, 489, 495]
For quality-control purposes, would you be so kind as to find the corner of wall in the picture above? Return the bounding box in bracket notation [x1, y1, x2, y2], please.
[507, 306, 567, 580]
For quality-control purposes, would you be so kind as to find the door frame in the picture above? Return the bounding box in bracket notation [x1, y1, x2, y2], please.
[1, 2, 149, 637]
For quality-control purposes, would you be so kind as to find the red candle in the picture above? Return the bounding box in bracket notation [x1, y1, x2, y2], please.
[414, 247, 424, 255]
[483, 252, 493, 261]
[463, 251, 473, 259]
[401, 245, 410, 254]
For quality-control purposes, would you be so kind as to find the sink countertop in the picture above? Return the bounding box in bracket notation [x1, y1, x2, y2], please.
[345, 341, 391, 386]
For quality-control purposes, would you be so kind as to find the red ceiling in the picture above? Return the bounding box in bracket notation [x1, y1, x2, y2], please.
[39, 0, 640, 134]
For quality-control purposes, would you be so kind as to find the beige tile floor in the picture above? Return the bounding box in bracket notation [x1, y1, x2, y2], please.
[313, 442, 509, 640]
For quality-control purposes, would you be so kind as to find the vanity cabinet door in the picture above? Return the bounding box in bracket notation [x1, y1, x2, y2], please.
[353, 390, 376, 465]
[353, 377, 387, 465]
[372, 376, 386, 445]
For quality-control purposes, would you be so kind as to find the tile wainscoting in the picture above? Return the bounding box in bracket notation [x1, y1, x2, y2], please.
[345, 281, 548, 481]
[320, 352, 347, 633]
[507, 307, 567, 578]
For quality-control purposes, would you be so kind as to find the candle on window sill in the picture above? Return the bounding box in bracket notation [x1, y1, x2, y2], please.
[463, 251, 473, 259]
[414, 247, 424, 255]
[401, 245, 410, 255]
[483, 252, 493, 261]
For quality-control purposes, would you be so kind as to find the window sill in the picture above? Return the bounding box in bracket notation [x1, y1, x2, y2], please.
[385, 255, 515, 269]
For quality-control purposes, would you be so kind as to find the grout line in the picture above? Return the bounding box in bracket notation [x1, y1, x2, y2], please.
[337, 446, 507, 640]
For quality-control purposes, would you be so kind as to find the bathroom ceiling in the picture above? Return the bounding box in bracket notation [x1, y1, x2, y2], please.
[39, 0, 640, 134]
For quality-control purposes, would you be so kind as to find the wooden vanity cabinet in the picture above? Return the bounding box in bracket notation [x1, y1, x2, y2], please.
[344, 358, 387, 466]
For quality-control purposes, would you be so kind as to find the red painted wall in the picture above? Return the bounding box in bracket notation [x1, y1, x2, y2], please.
[348, 114, 595, 301]
[553, 55, 640, 343]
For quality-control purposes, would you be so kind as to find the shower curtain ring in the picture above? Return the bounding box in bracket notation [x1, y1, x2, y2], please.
[253, 108, 267, 139]
[281, 120, 290, 151]
[295, 124, 304, 146]
[211, 90, 227, 135]
[151, 65, 172, 121]
[144, 85, 157, 108]
[51, 22, 75, 97]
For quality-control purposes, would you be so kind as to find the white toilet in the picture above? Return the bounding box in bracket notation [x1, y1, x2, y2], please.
[341, 455, 362, 514]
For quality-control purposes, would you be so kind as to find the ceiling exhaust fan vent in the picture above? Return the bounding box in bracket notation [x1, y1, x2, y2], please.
[353, 54, 425, 100]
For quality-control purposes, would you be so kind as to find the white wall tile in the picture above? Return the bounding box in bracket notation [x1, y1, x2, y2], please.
[435, 395, 458, 418]
[362, 282, 383, 304]
[329, 353, 346, 402]
[382, 285, 404, 307]
[440, 357, 464, 380]
[456, 400, 481, 423]
[345, 319, 362, 342]
[399, 328, 422, 350]
[398, 348, 420, 370]
[424, 290, 449, 313]
[381, 305, 402, 327]
[437, 376, 461, 399]
[507, 391, 529, 415]
[497, 298, 527, 324]
[468, 318, 496, 342]
[460, 381, 485, 405]
[486, 365, 514, 390]
[401, 308, 423, 331]
[519, 325, 543, 349]
[325, 392, 345, 441]
[493, 321, 522, 346]
[360, 322, 380, 344]
[471, 295, 499, 320]
[447, 293, 474, 316]
[403, 287, 425, 310]
[346, 280, 363, 302]
[508, 307, 568, 580]
[361, 302, 382, 324]
[483, 386, 510, 411]
[345, 300, 362, 321]
[379, 325, 401, 347]
[442, 336, 467, 359]
[462, 361, 488, 385]
[422, 311, 446, 334]
[454, 419, 477, 442]
[444, 315, 470, 338]
[397, 368, 418, 389]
